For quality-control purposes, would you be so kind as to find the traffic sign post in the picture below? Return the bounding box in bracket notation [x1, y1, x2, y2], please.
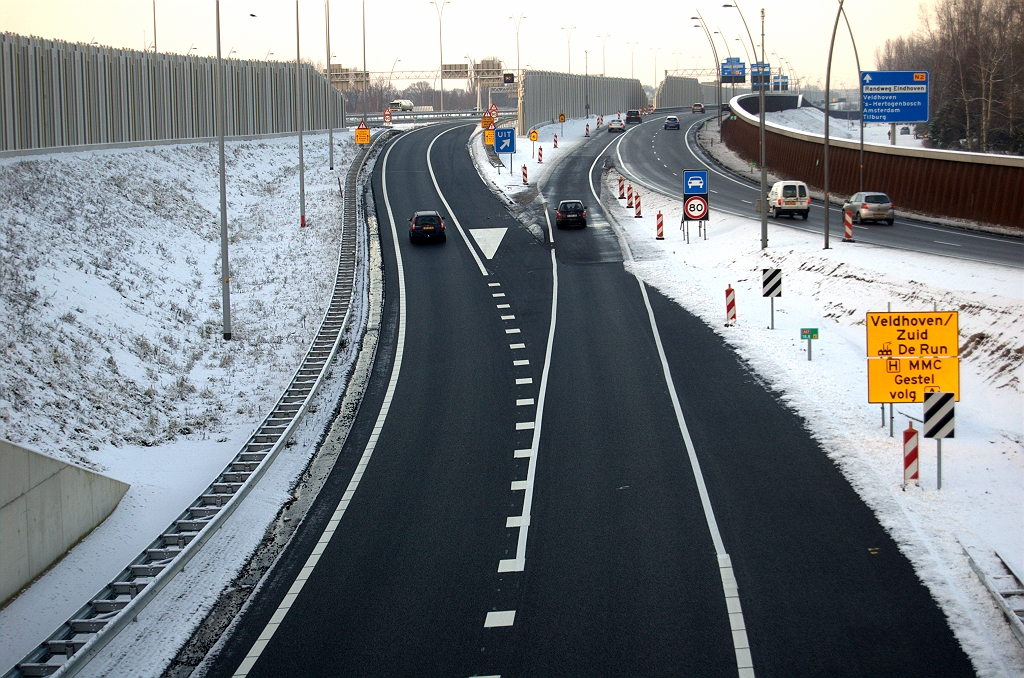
[861, 71, 930, 124]
[484, 122, 495, 148]
[495, 128, 515, 173]
[354, 120, 370, 145]
[801, 328, 818, 360]
[558, 112, 565, 138]
[923, 391, 954, 490]
[529, 129, 538, 158]
[682, 169, 710, 239]
[762, 268, 781, 330]
[867, 310, 960, 404]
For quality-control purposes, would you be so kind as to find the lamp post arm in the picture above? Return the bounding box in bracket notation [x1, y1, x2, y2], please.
[823, 0, 846, 250]
[840, 3, 864, 192]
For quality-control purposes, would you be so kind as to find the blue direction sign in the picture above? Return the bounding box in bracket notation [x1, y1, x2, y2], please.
[861, 70, 929, 123]
[494, 128, 516, 154]
[683, 170, 708, 195]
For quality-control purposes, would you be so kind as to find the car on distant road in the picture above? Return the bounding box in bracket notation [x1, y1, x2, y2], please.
[625, 109, 642, 124]
[608, 118, 626, 133]
[691, 103, 705, 113]
[664, 116, 680, 130]
[555, 200, 587, 229]
[767, 180, 811, 219]
[842, 192, 895, 225]
[408, 210, 447, 242]
[389, 99, 414, 112]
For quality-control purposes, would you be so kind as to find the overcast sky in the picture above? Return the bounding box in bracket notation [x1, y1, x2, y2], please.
[3, 1, 929, 90]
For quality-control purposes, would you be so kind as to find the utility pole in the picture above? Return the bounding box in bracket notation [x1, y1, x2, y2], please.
[215, 0, 231, 340]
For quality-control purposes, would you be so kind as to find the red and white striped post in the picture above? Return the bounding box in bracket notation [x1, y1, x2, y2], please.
[725, 285, 737, 325]
[903, 422, 919, 487]
[635, 192, 642, 218]
[627, 183, 634, 208]
[522, 164, 528, 185]
[553, 134, 558, 148]
[656, 211, 664, 239]
[537, 146, 543, 164]
[618, 176, 625, 199]
[585, 123, 590, 137]
[843, 209, 855, 242]
[598, 115, 603, 128]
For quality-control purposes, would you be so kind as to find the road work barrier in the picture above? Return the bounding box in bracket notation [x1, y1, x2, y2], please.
[627, 183, 634, 208]
[635, 192, 642, 218]
[1, 32, 346, 153]
[517, 70, 646, 137]
[725, 285, 737, 326]
[843, 209, 855, 242]
[903, 423, 919, 487]
[656, 212, 664, 240]
[722, 94, 1024, 229]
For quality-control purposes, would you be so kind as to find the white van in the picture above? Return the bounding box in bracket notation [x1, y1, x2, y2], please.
[388, 99, 414, 112]
[767, 180, 810, 219]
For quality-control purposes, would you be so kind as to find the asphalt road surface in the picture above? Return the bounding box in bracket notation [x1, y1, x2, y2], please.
[201, 121, 976, 677]
[614, 110, 1022, 269]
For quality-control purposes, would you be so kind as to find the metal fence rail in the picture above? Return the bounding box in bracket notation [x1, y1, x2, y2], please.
[1, 32, 345, 151]
[518, 70, 646, 135]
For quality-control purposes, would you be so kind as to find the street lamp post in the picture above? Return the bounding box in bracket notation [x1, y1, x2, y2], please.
[839, 3, 865, 192]
[651, 46, 660, 105]
[734, 37, 752, 71]
[598, 33, 611, 76]
[152, 0, 157, 52]
[724, 1, 767, 249]
[296, 0, 306, 228]
[431, 1, 449, 111]
[510, 13, 525, 76]
[715, 29, 735, 102]
[325, 0, 333, 170]
[626, 41, 638, 80]
[562, 24, 575, 74]
[585, 49, 590, 117]
[692, 13, 721, 140]
[215, 0, 231, 340]
[823, 0, 846, 249]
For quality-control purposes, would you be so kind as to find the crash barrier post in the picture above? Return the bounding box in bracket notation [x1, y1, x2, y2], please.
[635, 193, 642, 218]
[618, 176, 625, 199]
[522, 165, 528, 185]
[725, 285, 737, 325]
[538, 146, 543, 163]
[627, 183, 634, 208]
[843, 209, 855, 242]
[656, 211, 664, 239]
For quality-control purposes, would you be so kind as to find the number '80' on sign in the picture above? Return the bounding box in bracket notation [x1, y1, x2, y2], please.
[684, 195, 708, 221]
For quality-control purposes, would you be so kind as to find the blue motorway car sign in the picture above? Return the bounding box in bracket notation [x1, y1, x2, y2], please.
[494, 128, 516, 154]
[683, 170, 708, 195]
[861, 71, 929, 123]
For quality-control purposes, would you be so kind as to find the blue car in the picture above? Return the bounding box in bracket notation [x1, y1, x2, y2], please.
[664, 115, 680, 130]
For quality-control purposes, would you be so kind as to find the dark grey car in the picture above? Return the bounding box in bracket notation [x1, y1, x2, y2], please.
[555, 200, 587, 228]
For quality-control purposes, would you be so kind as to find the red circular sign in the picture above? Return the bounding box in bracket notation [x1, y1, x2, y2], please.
[382, 109, 392, 123]
[684, 195, 708, 220]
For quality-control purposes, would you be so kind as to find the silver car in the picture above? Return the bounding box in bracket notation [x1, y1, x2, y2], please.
[843, 192, 895, 225]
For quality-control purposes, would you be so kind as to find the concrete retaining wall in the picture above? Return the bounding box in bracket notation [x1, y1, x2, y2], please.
[722, 94, 1024, 229]
[1, 439, 129, 606]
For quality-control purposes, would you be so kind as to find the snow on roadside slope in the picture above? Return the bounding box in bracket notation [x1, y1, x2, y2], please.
[766, 106, 926, 147]
[471, 112, 1024, 675]
[0, 131, 360, 670]
[598, 176, 1024, 676]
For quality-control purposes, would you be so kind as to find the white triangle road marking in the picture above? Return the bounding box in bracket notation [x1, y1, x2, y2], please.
[469, 227, 507, 260]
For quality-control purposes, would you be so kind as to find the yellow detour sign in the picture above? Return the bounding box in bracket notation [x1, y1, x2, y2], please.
[481, 116, 494, 129]
[866, 312, 959, 358]
[484, 128, 495, 145]
[355, 120, 370, 145]
[867, 356, 960, 403]
[558, 113, 566, 123]
[529, 130, 539, 142]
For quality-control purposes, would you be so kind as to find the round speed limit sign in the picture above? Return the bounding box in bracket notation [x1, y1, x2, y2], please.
[684, 195, 708, 220]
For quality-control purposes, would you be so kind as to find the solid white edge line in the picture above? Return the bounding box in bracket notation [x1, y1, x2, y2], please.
[231, 133, 411, 678]
[427, 125, 489, 276]
[594, 137, 756, 677]
[498, 247, 557, 574]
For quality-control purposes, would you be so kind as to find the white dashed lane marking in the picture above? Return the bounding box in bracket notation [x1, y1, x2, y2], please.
[515, 421, 535, 430]
[492, 293, 506, 298]
[497, 303, 510, 309]
[484, 611, 515, 628]
[501, 315, 515, 320]
[505, 328, 521, 334]
[515, 378, 533, 385]
[510, 343, 526, 349]
[488, 282, 501, 287]
[516, 398, 535, 406]
[513, 359, 529, 366]
[511, 480, 527, 490]
[514, 449, 531, 458]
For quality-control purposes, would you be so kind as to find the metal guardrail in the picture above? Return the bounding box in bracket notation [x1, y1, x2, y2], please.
[3, 129, 397, 678]
[354, 108, 516, 126]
